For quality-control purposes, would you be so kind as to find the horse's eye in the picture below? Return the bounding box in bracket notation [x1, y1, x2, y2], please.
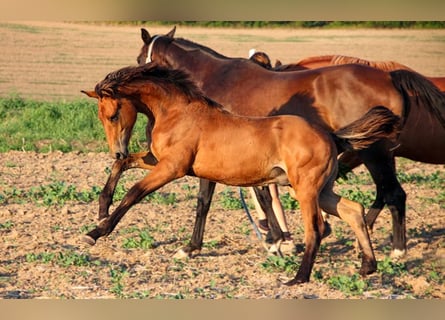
[110, 110, 119, 122]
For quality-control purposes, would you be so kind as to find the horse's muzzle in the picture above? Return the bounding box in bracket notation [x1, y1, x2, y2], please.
[114, 151, 128, 160]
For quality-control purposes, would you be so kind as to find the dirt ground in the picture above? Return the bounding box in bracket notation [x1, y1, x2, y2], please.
[0, 22, 444, 299]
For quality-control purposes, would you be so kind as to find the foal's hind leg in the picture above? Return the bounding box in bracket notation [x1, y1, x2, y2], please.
[98, 151, 158, 221]
[319, 186, 377, 277]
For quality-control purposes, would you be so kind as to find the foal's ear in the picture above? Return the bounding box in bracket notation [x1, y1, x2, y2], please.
[141, 28, 151, 44]
[81, 90, 98, 99]
[166, 26, 176, 38]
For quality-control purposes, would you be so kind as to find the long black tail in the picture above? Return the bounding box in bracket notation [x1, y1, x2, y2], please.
[333, 106, 401, 151]
[390, 69, 445, 129]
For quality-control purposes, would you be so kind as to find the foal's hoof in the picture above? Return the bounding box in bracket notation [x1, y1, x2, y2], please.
[81, 235, 96, 246]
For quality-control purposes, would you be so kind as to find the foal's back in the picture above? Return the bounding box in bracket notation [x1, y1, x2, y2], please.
[191, 109, 335, 188]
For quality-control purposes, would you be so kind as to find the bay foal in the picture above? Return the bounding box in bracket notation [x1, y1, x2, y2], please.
[82, 64, 401, 284]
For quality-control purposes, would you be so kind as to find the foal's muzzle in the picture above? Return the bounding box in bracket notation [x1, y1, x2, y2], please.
[114, 151, 129, 160]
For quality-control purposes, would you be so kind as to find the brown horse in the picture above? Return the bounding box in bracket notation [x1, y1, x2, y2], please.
[250, 51, 445, 231]
[81, 63, 403, 284]
[98, 27, 444, 260]
[274, 54, 445, 92]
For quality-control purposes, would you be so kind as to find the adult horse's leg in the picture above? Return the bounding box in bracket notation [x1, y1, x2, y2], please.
[98, 151, 158, 221]
[174, 178, 216, 258]
[252, 186, 284, 246]
[359, 143, 407, 258]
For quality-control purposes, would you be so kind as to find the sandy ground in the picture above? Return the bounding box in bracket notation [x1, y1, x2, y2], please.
[0, 22, 444, 299]
[1, 21, 444, 101]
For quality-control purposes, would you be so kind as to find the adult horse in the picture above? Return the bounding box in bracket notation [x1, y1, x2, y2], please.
[99, 27, 444, 260]
[81, 64, 403, 283]
[250, 51, 445, 232]
[274, 55, 445, 92]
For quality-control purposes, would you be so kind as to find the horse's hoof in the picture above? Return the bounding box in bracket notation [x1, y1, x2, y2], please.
[283, 276, 308, 286]
[359, 259, 377, 276]
[390, 248, 407, 259]
[322, 221, 332, 238]
[82, 235, 96, 246]
[268, 243, 284, 258]
[173, 247, 190, 259]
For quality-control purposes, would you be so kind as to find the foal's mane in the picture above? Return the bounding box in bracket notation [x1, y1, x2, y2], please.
[95, 63, 222, 108]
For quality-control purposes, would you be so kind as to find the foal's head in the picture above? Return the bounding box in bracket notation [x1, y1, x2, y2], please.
[82, 67, 141, 160]
[83, 64, 221, 160]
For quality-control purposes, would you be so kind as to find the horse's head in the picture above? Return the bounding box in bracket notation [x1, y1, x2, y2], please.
[81, 90, 137, 160]
[137, 26, 176, 66]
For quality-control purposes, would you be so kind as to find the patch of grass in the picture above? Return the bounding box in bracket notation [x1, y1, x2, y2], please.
[109, 266, 129, 298]
[0, 220, 14, 230]
[377, 257, 408, 277]
[0, 96, 148, 153]
[397, 170, 444, 189]
[121, 228, 156, 250]
[338, 187, 376, 208]
[337, 171, 373, 185]
[146, 191, 177, 206]
[260, 255, 300, 275]
[327, 273, 369, 296]
[218, 188, 242, 210]
[25, 250, 94, 267]
[280, 192, 300, 210]
[0, 23, 42, 33]
[0, 181, 102, 206]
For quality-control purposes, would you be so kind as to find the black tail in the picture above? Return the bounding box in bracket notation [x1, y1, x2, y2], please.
[390, 69, 445, 129]
[333, 106, 401, 151]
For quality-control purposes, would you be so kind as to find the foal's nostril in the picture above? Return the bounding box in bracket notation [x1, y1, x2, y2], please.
[115, 152, 128, 160]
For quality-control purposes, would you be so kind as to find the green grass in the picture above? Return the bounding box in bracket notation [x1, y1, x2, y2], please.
[326, 273, 369, 296]
[25, 250, 96, 267]
[0, 181, 102, 206]
[0, 95, 148, 153]
[121, 227, 156, 249]
[260, 255, 300, 275]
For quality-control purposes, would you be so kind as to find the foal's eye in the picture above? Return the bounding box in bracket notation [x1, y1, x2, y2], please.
[110, 110, 119, 122]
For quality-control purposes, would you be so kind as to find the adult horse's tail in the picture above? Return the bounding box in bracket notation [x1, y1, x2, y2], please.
[390, 69, 445, 129]
[333, 106, 401, 151]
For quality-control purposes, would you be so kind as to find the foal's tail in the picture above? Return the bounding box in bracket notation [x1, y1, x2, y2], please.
[333, 106, 401, 151]
[390, 69, 445, 128]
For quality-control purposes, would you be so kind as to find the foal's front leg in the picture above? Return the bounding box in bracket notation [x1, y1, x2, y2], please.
[83, 160, 182, 245]
[174, 178, 217, 258]
[98, 151, 158, 221]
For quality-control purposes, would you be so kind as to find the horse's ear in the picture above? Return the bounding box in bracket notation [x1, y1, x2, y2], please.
[275, 59, 282, 67]
[141, 28, 151, 44]
[166, 26, 176, 38]
[81, 90, 98, 99]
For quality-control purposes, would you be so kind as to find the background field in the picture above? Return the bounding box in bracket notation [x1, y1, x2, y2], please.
[0, 22, 444, 299]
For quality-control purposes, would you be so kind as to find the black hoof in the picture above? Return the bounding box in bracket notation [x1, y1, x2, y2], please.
[284, 277, 309, 286]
